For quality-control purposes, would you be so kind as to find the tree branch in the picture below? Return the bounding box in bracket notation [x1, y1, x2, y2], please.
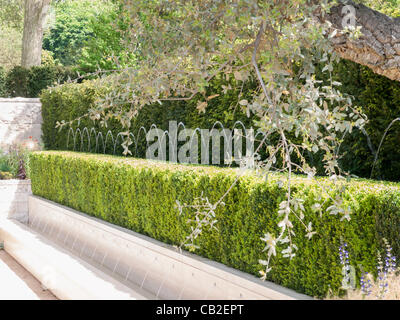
[324, 0, 400, 81]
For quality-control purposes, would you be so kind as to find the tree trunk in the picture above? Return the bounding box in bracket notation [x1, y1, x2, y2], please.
[325, 1, 400, 81]
[21, 0, 51, 68]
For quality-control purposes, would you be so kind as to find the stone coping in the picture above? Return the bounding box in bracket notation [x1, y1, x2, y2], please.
[0, 98, 40, 103]
[0, 180, 31, 185]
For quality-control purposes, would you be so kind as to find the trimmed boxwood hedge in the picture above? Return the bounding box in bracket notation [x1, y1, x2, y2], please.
[29, 151, 400, 298]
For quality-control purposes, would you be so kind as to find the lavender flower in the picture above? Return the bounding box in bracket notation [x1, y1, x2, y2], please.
[339, 242, 355, 290]
[377, 251, 389, 298]
[360, 272, 372, 296]
[383, 239, 396, 274]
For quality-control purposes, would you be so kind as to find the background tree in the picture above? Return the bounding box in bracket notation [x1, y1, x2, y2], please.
[76, 1, 135, 74]
[0, 0, 24, 30]
[43, 0, 115, 67]
[21, 0, 52, 67]
[0, 0, 24, 69]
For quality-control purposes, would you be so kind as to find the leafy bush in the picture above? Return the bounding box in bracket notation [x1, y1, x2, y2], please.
[29, 151, 400, 297]
[40, 75, 254, 153]
[0, 66, 5, 96]
[327, 60, 400, 181]
[0, 138, 39, 179]
[41, 50, 58, 67]
[5, 66, 30, 97]
[27, 66, 59, 98]
[43, 0, 118, 67]
[0, 151, 12, 173]
[3, 65, 76, 98]
[0, 171, 13, 180]
[0, 148, 22, 179]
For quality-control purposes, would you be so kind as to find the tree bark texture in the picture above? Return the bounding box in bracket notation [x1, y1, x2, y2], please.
[326, 1, 400, 81]
[21, 0, 51, 68]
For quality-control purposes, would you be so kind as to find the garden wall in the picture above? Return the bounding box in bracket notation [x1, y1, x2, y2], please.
[0, 98, 42, 149]
[0, 179, 32, 223]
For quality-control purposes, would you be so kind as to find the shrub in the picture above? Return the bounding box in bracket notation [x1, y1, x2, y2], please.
[0, 171, 13, 180]
[40, 79, 112, 150]
[43, 0, 117, 67]
[5, 66, 30, 97]
[0, 140, 37, 180]
[28, 66, 58, 98]
[3, 65, 76, 98]
[29, 151, 400, 297]
[28, 65, 77, 97]
[0, 66, 6, 97]
[40, 75, 254, 153]
[41, 50, 58, 67]
[0, 151, 12, 173]
[330, 60, 400, 181]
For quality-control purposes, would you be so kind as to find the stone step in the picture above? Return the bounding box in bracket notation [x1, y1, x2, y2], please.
[0, 218, 155, 300]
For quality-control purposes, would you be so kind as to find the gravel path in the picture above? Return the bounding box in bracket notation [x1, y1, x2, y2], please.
[0, 250, 57, 300]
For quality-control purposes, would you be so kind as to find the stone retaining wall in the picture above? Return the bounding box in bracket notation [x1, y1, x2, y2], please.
[0, 98, 42, 149]
[28, 195, 311, 300]
[0, 180, 32, 224]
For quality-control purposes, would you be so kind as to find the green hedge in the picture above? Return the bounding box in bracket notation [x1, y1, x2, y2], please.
[40, 75, 254, 155]
[29, 151, 400, 297]
[40, 59, 400, 181]
[5, 66, 31, 97]
[327, 60, 400, 181]
[1, 65, 76, 98]
[40, 79, 112, 151]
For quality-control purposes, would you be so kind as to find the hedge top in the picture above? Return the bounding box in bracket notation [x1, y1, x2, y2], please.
[31, 151, 400, 192]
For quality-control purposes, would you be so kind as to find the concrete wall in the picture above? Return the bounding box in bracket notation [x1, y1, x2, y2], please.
[0, 98, 42, 149]
[0, 218, 152, 300]
[0, 180, 32, 224]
